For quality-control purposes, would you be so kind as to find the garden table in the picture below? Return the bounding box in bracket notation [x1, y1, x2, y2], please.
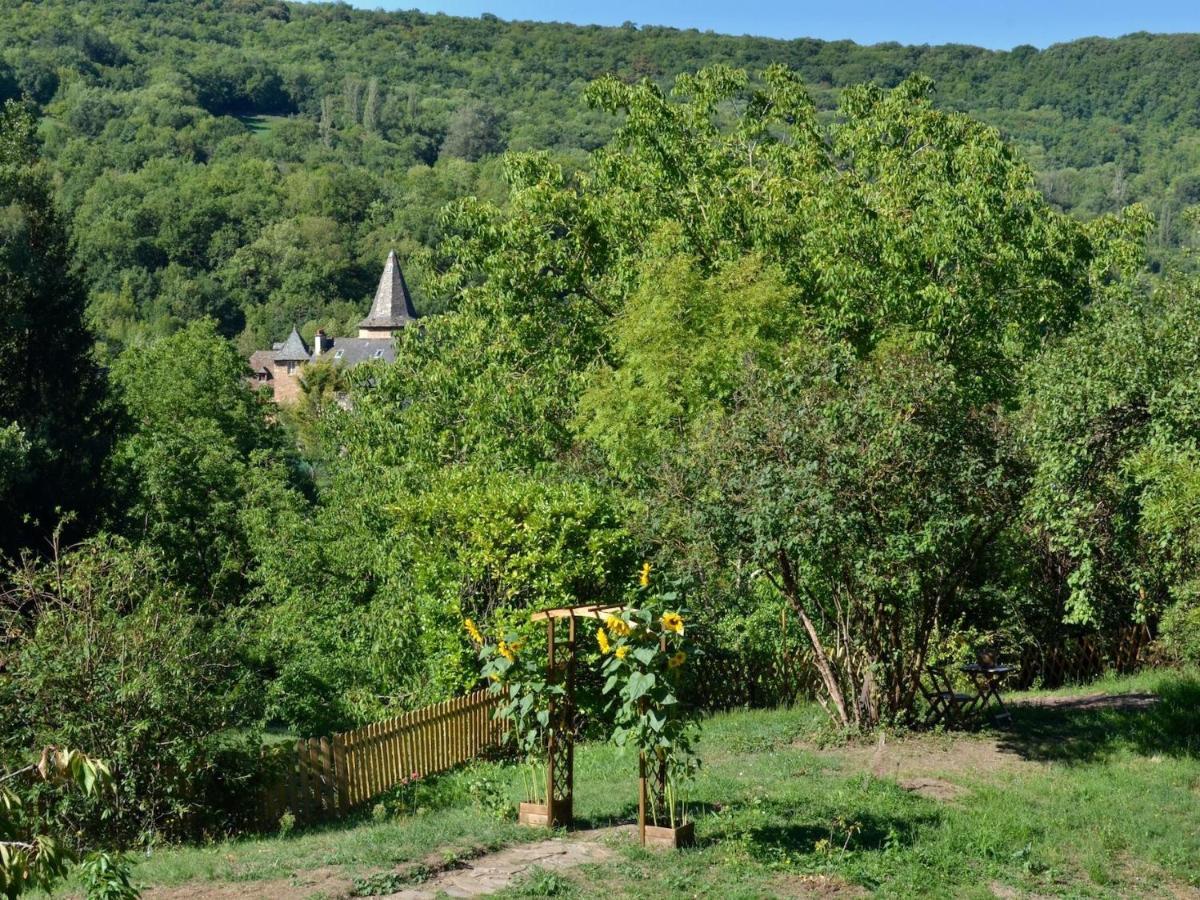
[961, 662, 1014, 723]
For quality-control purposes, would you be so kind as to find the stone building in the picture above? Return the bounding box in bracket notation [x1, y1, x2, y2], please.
[249, 250, 418, 404]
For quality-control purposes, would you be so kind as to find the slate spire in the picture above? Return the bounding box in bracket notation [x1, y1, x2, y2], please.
[273, 326, 310, 362]
[358, 250, 417, 333]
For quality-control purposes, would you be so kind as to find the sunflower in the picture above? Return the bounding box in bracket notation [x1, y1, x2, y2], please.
[614, 644, 630, 660]
[660, 611, 684, 634]
[639, 562, 652, 588]
[668, 650, 687, 669]
[596, 627, 612, 654]
[464, 618, 484, 645]
[498, 640, 517, 662]
[604, 614, 631, 637]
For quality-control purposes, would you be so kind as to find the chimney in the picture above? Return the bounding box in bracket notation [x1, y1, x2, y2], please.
[313, 329, 326, 358]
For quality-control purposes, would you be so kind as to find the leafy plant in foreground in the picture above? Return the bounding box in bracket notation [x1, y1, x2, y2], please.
[0, 748, 136, 899]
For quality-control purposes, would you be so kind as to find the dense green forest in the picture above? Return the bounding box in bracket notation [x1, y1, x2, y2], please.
[1, 0, 1200, 355]
[3, 0, 1200, 882]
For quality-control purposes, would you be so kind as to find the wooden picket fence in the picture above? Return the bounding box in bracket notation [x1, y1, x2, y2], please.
[259, 688, 503, 828]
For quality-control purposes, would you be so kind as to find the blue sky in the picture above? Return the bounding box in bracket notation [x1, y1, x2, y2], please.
[345, 1, 1199, 50]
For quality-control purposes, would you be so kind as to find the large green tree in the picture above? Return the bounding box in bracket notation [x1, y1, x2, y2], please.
[0, 101, 108, 556]
[1019, 270, 1200, 631]
[106, 319, 302, 607]
[336, 66, 1146, 727]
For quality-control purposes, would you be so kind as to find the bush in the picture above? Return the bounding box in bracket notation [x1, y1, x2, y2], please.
[1, 536, 265, 845]
[1159, 598, 1200, 665]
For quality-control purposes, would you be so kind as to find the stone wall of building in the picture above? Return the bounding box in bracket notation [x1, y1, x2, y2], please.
[271, 362, 304, 404]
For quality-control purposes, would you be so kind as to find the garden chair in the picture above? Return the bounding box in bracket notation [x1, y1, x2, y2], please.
[919, 666, 979, 729]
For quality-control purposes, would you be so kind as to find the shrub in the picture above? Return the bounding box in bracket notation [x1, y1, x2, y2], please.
[1, 536, 264, 845]
[1159, 598, 1200, 665]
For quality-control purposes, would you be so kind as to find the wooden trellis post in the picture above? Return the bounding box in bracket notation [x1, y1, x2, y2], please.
[526, 604, 624, 830]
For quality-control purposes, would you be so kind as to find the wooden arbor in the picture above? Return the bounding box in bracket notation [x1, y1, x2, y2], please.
[522, 604, 622, 829]
[526, 603, 691, 848]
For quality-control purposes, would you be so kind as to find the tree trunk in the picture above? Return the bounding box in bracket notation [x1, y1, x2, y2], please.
[776, 551, 851, 728]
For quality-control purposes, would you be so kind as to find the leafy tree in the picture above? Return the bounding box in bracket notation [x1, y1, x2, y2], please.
[669, 335, 1014, 728]
[106, 319, 302, 607]
[0, 101, 109, 555]
[440, 102, 505, 161]
[1019, 273, 1200, 630]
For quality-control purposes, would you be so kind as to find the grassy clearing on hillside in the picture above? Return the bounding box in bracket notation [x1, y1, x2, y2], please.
[121, 669, 1199, 899]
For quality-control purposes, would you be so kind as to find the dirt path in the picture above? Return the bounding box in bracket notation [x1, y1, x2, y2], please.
[1008, 691, 1158, 712]
[142, 829, 623, 900]
[379, 829, 619, 898]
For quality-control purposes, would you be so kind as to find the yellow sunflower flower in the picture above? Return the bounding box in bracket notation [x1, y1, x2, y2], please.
[596, 627, 612, 654]
[498, 641, 516, 662]
[614, 645, 630, 660]
[668, 650, 687, 669]
[464, 618, 484, 645]
[661, 611, 684, 634]
[604, 614, 631, 637]
[639, 562, 652, 587]
[488, 672, 501, 682]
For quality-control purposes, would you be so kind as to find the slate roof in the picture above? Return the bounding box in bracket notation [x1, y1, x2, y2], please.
[325, 337, 396, 366]
[248, 350, 275, 376]
[358, 250, 418, 329]
[273, 327, 311, 362]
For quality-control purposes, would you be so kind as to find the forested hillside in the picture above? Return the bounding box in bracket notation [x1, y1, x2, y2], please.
[1, 0, 1199, 355]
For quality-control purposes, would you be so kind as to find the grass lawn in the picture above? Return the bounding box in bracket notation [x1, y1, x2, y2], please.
[122, 668, 1199, 898]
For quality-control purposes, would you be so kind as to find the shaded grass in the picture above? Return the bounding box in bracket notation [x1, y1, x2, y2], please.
[125, 669, 1200, 898]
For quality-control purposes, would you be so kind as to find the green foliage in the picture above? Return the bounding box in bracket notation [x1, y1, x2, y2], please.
[0, 422, 28, 497]
[669, 335, 1015, 728]
[78, 851, 139, 900]
[107, 319, 304, 607]
[0, 748, 119, 899]
[1, 537, 264, 844]
[1018, 274, 1200, 628]
[467, 773, 513, 822]
[1158, 599, 1200, 666]
[0, 0, 1190, 359]
[0, 99, 109, 555]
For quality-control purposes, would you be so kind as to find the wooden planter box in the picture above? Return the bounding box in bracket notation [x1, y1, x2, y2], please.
[518, 798, 572, 828]
[642, 821, 695, 849]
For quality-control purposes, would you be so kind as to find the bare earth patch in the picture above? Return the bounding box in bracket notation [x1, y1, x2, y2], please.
[813, 730, 1038, 792]
[772, 873, 870, 898]
[142, 865, 353, 900]
[896, 776, 967, 802]
[1008, 692, 1159, 712]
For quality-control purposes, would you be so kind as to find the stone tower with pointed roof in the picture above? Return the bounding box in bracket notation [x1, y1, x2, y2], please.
[247, 251, 418, 405]
[358, 250, 418, 338]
